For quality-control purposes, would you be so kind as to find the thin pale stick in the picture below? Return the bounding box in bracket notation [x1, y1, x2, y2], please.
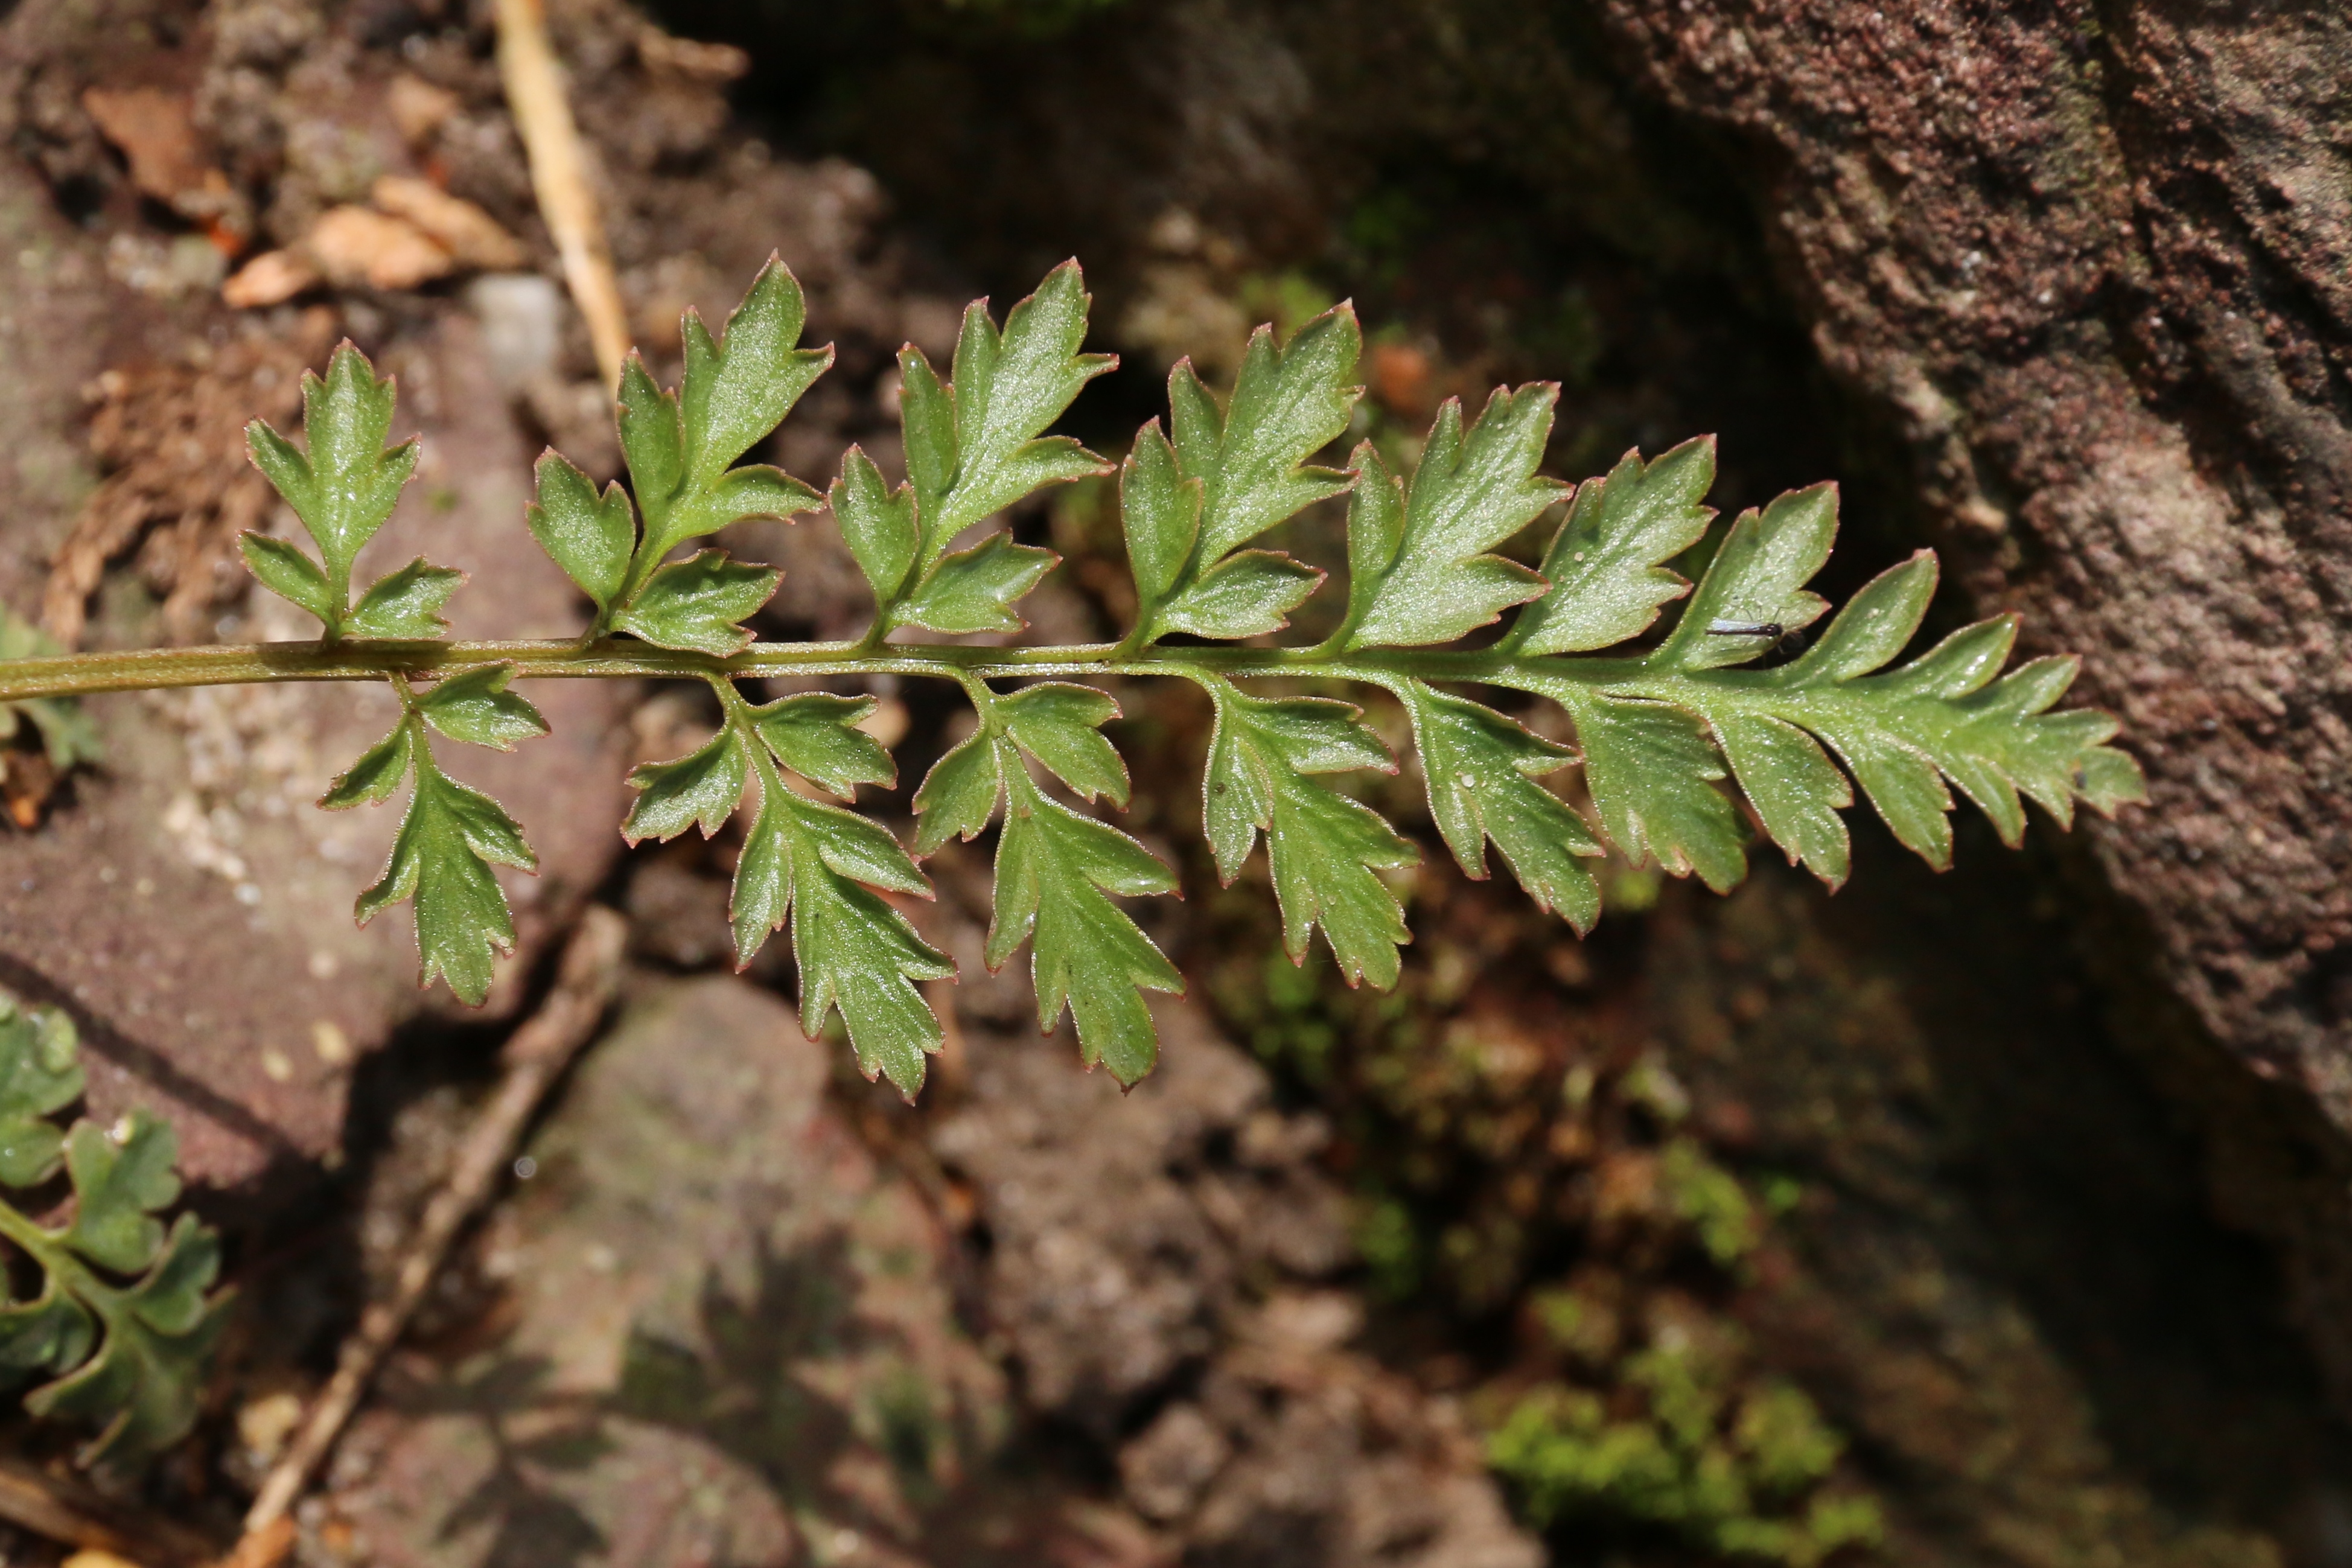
[234, 906, 628, 1546]
[494, 0, 629, 392]
[0, 1454, 222, 1565]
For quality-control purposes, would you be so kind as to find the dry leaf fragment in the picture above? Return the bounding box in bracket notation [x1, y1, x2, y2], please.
[80, 86, 209, 203]
[636, 25, 751, 82]
[371, 176, 527, 271]
[387, 72, 462, 145]
[81, 86, 247, 244]
[305, 205, 454, 290]
[221, 249, 321, 309]
[229, 185, 523, 306]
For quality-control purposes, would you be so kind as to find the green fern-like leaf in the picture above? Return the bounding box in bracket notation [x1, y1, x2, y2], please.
[1500, 436, 1715, 657]
[849, 260, 1116, 637]
[1400, 681, 1602, 929]
[0, 992, 228, 1473]
[0, 607, 101, 771]
[1337, 385, 1564, 650]
[628, 680, 954, 1095]
[331, 667, 549, 1006]
[242, 347, 553, 1008]
[241, 343, 437, 640]
[748, 757, 950, 1094]
[1126, 304, 1359, 646]
[534, 255, 827, 648]
[916, 681, 1179, 1083]
[991, 771, 1182, 1084]
[1514, 473, 2141, 884]
[1202, 683, 1417, 988]
[172, 258, 2147, 1091]
[0, 259, 2147, 1500]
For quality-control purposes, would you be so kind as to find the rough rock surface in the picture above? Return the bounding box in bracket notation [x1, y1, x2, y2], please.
[1642, 853, 2331, 1566]
[932, 988, 1540, 1568]
[322, 971, 1540, 1568]
[1579, 0, 2352, 1421]
[327, 976, 1009, 1568]
[1592, 0, 2351, 1094]
[756, 0, 2352, 1472]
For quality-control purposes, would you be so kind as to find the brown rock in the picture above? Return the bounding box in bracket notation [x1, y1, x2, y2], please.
[1586, 0, 2352, 1130]
[1646, 866, 2320, 1565]
[1121, 1403, 1231, 1523]
[932, 993, 1541, 1568]
[929, 1000, 1266, 1430]
[1579, 0, 2352, 1436]
[328, 977, 1009, 1567]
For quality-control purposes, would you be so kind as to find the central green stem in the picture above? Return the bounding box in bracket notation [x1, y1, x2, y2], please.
[0, 638, 1660, 703]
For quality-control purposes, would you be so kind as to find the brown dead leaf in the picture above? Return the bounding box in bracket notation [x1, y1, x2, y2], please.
[80, 86, 209, 203]
[305, 205, 454, 291]
[81, 86, 248, 245]
[221, 249, 321, 310]
[370, 176, 526, 272]
[234, 180, 522, 306]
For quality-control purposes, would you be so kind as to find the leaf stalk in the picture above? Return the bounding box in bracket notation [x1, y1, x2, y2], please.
[0, 639, 1651, 703]
[0, 1203, 112, 1326]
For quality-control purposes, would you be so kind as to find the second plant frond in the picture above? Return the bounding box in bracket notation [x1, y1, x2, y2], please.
[0, 990, 228, 1471]
[2, 257, 2144, 1095]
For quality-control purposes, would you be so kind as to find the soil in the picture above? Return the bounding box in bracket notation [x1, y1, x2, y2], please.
[0, 1, 2346, 1566]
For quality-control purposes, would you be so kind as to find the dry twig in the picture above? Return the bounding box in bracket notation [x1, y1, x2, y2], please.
[494, 0, 630, 392]
[0, 1453, 223, 1565]
[228, 907, 628, 1557]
